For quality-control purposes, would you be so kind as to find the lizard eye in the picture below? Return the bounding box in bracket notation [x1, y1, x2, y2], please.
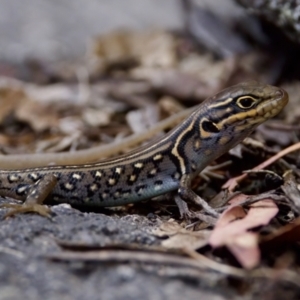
[236, 96, 256, 109]
[202, 120, 220, 133]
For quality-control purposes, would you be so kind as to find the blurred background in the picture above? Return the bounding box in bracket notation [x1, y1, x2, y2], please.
[0, 0, 243, 62]
[0, 0, 299, 157]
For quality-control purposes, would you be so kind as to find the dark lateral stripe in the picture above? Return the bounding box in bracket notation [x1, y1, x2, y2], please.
[209, 110, 235, 124]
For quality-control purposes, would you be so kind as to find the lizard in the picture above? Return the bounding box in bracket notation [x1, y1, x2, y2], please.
[0, 81, 288, 218]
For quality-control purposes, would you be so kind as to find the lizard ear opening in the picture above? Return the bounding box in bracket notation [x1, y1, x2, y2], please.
[201, 120, 220, 133]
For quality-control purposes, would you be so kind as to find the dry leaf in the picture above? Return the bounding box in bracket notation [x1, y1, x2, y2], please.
[209, 193, 278, 268]
[158, 96, 185, 115]
[126, 105, 159, 134]
[90, 29, 177, 74]
[0, 87, 27, 123]
[152, 220, 185, 237]
[26, 84, 81, 104]
[152, 220, 210, 250]
[130, 67, 215, 100]
[82, 108, 113, 127]
[162, 230, 210, 250]
[16, 97, 60, 132]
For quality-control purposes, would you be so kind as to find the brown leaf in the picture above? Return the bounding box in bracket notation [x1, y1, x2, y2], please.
[16, 97, 60, 132]
[153, 220, 210, 250]
[130, 67, 215, 100]
[229, 232, 259, 269]
[90, 30, 177, 74]
[0, 87, 27, 123]
[209, 194, 278, 268]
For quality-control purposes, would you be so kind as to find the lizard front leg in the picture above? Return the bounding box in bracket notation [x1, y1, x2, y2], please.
[178, 174, 219, 218]
[1, 174, 57, 218]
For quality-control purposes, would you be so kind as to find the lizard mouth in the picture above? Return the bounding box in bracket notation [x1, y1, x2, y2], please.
[234, 86, 289, 128]
[256, 87, 289, 119]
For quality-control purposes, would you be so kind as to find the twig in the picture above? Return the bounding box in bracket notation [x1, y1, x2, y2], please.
[223, 142, 300, 192]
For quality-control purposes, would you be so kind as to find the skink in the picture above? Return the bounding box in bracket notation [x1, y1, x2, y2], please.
[0, 81, 288, 217]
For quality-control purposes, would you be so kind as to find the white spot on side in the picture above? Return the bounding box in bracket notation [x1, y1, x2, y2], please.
[17, 186, 28, 193]
[30, 173, 39, 180]
[64, 182, 74, 190]
[174, 172, 180, 180]
[8, 174, 20, 182]
[134, 162, 143, 169]
[137, 187, 144, 194]
[153, 154, 162, 161]
[72, 173, 82, 180]
[150, 168, 157, 175]
[102, 193, 108, 199]
[95, 171, 102, 178]
[108, 178, 116, 185]
[129, 175, 136, 182]
[154, 183, 162, 191]
[89, 184, 98, 191]
[115, 167, 122, 174]
[194, 140, 201, 150]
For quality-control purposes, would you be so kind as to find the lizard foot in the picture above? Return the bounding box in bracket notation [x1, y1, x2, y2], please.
[1, 203, 52, 218]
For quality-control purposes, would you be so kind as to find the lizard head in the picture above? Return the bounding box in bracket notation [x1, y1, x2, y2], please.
[183, 81, 289, 173]
[198, 81, 288, 145]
